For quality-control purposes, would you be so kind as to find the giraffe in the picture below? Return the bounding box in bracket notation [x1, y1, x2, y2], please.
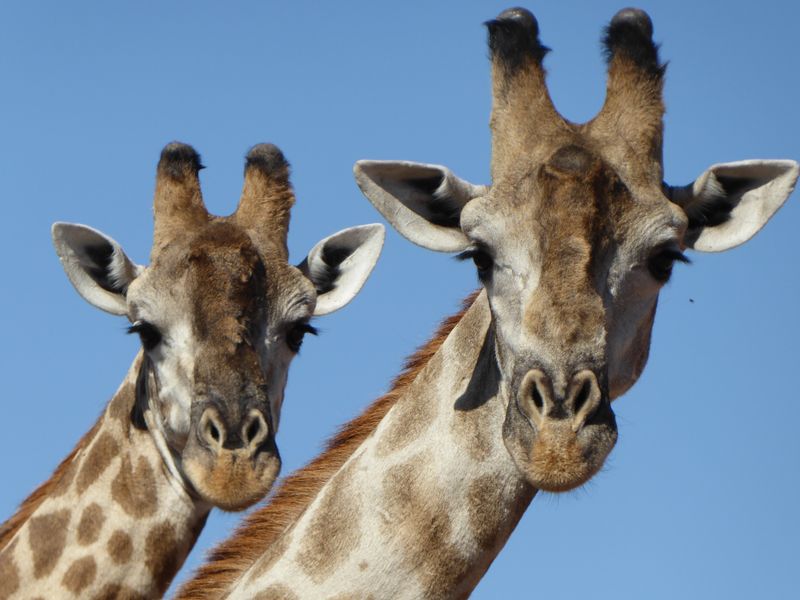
[0, 142, 384, 599]
[177, 8, 799, 599]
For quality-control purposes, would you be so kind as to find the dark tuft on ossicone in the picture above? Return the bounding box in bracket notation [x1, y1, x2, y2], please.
[245, 143, 290, 182]
[158, 142, 204, 180]
[602, 8, 664, 78]
[486, 7, 549, 75]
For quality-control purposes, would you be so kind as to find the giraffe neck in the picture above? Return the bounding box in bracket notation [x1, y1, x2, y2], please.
[0, 354, 210, 599]
[230, 291, 536, 599]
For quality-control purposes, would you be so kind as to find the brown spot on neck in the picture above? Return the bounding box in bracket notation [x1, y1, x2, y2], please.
[76, 432, 121, 494]
[145, 521, 182, 597]
[28, 509, 70, 578]
[252, 584, 298, 600]
[77, 503, 105, 546]
[92, 583, 149, 600]
[62, 555, 97, 594]
[176, 291, 481, 599]
[107, 530, 133, 565]
[111, 454, 158, 518]
[0, 539, 20, 600]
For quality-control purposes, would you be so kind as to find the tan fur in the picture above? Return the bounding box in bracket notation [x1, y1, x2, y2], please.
[295, 459, 361, 583]
[175, 291, 480, 600]
[378, 453, 470, 597]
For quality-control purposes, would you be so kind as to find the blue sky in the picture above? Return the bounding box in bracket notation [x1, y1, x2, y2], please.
[1, 1, 798, 598]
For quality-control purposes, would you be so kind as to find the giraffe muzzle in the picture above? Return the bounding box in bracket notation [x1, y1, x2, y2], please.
[182, 405, 281, 511]
[502, 368, 618, 492]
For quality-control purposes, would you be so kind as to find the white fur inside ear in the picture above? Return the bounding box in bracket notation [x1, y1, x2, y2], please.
[299, 224, 385, 316]
[354, 160, 486, 253]
[51, 222, 141, 315]
[678, 160, 799, 252]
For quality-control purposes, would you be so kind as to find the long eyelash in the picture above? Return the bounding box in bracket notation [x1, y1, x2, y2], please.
[454, 249, 478, 262]
[126, 322, 146, 335]
[663, 249, 692, 265]
[300, 323, 319, 336]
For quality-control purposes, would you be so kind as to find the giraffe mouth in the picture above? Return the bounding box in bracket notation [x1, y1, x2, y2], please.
[180, 406, 282, 510]
[502, 371, 618, 492]
[182, 446, 281, 511]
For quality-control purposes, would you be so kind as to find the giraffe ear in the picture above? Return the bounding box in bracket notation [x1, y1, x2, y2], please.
[52, 223, 143, 315]
[298, 224, 385, 316]
[354, 160, 487, 253]
[668, 160, 799, 252]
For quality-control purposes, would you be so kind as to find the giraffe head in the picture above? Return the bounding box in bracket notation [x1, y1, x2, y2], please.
[53, 143, 384, 510]
[355, 8, 797, 492]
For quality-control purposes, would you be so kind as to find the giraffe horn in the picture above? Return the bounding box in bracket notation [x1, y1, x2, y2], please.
[486, 8, 567, 176]
[589, 9, 666, 181]
[233, 144, 295, 260]
[152, 142, 210, 259]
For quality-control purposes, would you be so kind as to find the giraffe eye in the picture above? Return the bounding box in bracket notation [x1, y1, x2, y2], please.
[127, 320, 162, 351]
[647, 247, 690, 283]
[286, 322, 318, 353]
[456, 247, 494, 279]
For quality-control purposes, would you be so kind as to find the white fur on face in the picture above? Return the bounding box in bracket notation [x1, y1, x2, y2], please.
[258, 288, 316, 432]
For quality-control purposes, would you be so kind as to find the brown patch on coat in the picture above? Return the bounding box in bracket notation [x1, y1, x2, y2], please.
[111, 454, 158, 518]
[296, 460, 361, 583]
[466, 473, 512, 551]
[460, 474, 534, 595]
[380, 457, 470, 597]
[0, 540, 20, 600]
[107, 530, 133, 565]
[62, 555, 97, 594]
[252, 584, 298, 600]
[76, 503, 105, 546]
[106, 379, 137, 423]
[176, 292, 480, 600]
[246, 531, 291, 582]
[28, 509, 70, 578]
[145, 521, 181, 596]
[92, 583, 148, 600]
[0, 416, 102, 553]
[375, 357, 441, 458]
[76, 431, 121, 494]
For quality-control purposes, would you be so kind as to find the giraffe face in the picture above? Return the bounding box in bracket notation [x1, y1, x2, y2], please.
[124, 223, 308, 510]
[355, 8, 797, 492]
[53, 143, 385, 511]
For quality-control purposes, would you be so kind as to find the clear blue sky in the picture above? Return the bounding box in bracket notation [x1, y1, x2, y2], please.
[1, 2, 798, 598]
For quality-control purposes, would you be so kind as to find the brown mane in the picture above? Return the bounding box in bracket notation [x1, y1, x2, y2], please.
[0, 414, 103, 551]
[176, 291, 480, 599]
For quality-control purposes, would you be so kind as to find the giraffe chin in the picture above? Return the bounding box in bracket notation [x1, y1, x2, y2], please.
[503, 400, 618, 492]
[182, 450, 281, 512]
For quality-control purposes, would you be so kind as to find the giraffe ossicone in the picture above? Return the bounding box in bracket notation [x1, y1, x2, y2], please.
[0, 142, 384, 599]
[176, 8, 797, 600]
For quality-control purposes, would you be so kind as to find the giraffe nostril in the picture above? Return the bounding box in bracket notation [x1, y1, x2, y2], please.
[245, 419, 260, 443]
[242, 410, 268, 449]
[572, 379, 591, 415]
[200, 409, 226, 450]
[531, 384, 545, 411]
